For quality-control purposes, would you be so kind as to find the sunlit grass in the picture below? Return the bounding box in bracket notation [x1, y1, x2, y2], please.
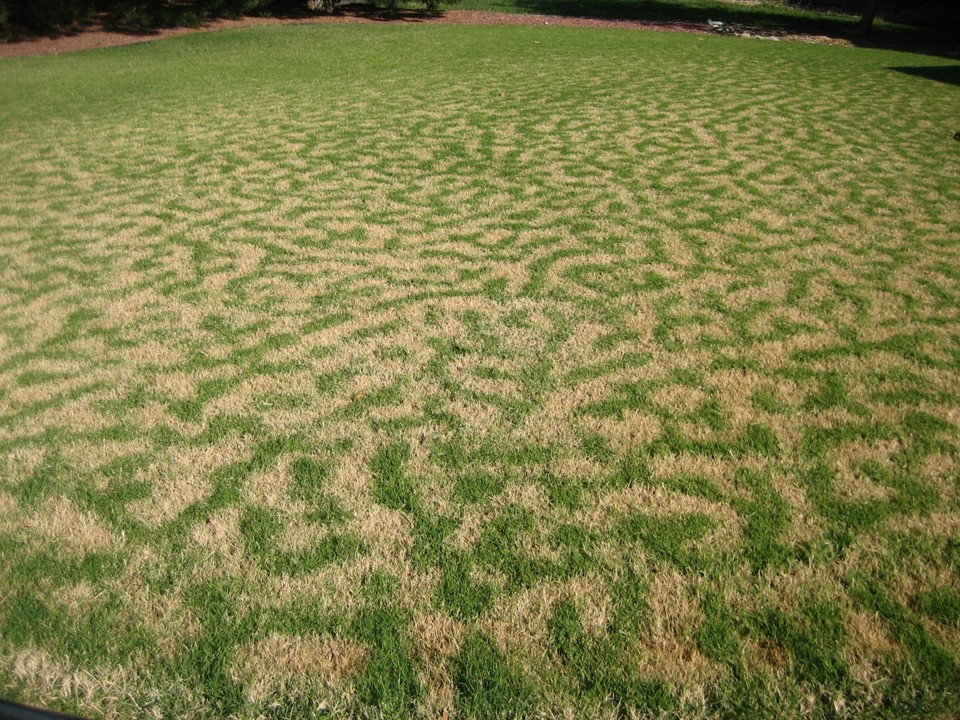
[1, 22, 959, 719]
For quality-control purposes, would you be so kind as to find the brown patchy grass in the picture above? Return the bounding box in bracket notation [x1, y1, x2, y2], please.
[233, 633, 367, 702]
[2, 19, 960, 720]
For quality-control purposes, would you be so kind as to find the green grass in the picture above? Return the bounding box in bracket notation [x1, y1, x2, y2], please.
[456, 0, 840, 27]
[1, 19, 960, 720]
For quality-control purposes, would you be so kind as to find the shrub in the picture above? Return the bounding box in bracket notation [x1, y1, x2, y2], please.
[0, 0, 453, 36]
[6, 0, 95, 32]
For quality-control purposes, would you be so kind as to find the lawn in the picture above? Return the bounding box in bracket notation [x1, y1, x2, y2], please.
[1, 20, 960, 720]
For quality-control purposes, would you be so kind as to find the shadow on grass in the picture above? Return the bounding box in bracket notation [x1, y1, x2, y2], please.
[3, 0, 956, 56]
[888, 64, 960, 87]
[463, 0, 959, 57]
[513, 0, 849, 32]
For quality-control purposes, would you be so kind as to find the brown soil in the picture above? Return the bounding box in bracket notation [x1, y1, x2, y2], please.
[0, 9, 850, 60]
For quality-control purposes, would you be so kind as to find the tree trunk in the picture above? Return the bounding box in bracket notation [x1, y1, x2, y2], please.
[857, 0, 879, 34]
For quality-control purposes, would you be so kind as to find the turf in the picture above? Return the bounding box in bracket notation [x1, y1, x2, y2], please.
[456, 0, 860, 33]
[1, 20, 960, 720]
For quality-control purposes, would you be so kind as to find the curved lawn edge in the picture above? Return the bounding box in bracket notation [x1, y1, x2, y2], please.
[0, 8, 854, 60]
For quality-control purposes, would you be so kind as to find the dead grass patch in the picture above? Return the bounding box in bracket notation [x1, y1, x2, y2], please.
[188, 506, 249, 579]
[21, 496, 122, 557]
[233, 633, 367, 702]
[632, 568, 717, 692]
[410, 610, 467, 715]
[650, 384, 707, 415]
[4, 647, 147, 720]
[582, 411, 662, 456]
[260, 556, 374, 615]
[0, 446, 46, 486]
[133, 440, 250, 525]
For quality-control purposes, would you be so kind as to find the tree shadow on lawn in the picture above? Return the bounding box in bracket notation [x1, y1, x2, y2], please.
[513, 0, 848, 30]
[888, 64, 960, 88]
[476, 0, 959, 58]
[4, 0, 955, 55]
